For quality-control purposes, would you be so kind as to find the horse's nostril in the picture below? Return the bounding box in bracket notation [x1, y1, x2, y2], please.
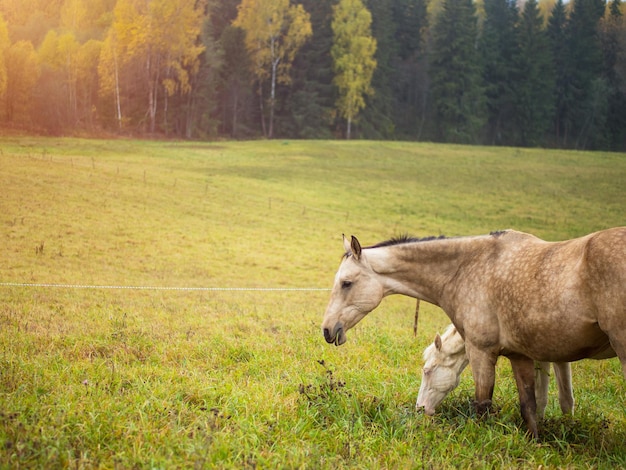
[323, 328, 332, 342]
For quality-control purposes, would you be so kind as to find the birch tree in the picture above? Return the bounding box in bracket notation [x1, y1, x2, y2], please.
[331, 0, 377, 139]
[233, 0, 312, 138]
[98, 28, 124, 130]
[102, 0, 205, 133]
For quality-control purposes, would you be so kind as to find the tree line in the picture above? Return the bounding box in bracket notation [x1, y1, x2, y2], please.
[0, 0, 625, 150]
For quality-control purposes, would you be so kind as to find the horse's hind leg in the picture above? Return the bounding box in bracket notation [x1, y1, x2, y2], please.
[534, 362, 550, 419]
[509, 355, 539, 439]
[552, 362, 574, 415]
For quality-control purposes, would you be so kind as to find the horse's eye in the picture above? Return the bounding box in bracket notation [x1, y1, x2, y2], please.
[341, 280, 353, 289]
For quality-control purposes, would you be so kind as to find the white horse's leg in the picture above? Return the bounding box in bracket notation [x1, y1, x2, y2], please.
[552, 362, 574, 415]
[534, 362, 550, 419]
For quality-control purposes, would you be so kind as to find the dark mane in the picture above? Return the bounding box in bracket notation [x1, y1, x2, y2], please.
[368, 230, 509, 249]
[355, 230, 509, 253]
[369, 234, 447, 249]
[490, 230, 508, 238]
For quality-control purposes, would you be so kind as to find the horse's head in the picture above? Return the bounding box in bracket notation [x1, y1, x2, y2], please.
[416, 325, 469, 415]
[321, 235, 385, 346]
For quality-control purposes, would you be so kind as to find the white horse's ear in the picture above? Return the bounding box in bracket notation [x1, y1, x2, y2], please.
[350, 236, 362, 259]
[435, 334, 442, 351]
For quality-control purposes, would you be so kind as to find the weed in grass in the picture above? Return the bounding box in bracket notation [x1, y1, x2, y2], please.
[298, 360, 350, 427]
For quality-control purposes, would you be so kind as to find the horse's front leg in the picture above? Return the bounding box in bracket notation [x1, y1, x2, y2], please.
[465, 345, 497, 415]
[509, 355, 539, 439]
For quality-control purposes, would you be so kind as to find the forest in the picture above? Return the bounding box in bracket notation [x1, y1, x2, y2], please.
[0, 0, 625, 150]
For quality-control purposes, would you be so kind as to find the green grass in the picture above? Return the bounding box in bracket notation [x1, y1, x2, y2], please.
[1, 137, 625, 468]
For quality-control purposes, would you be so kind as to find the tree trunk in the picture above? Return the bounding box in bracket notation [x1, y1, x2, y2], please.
[269, 59, 278, 139]
[148, 83, 157, 133]
[258, 81, 267, 137]
[232, 86, 239, 138]
[113, 51, 122, 130]
[147, 55, 160, 134]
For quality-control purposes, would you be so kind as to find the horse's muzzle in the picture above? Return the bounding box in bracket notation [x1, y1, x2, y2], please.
[415, 403, 435, 416]
[323, 324, 346, 346]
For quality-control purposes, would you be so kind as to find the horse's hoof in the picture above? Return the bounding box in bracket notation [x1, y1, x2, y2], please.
[473, 399, 493, 415]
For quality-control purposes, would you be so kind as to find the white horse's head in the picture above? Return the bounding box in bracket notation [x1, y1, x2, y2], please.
[321, 235, 385, 346]
[416, 325, 469, 415]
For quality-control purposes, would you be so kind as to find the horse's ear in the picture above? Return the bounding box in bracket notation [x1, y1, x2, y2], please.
[435, 334, 442, 351]
[343, 234, 351, 254]
[350, 236, 362, 260]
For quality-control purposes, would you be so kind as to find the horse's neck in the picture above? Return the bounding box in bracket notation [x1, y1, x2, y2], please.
[367, 236, 494, 306]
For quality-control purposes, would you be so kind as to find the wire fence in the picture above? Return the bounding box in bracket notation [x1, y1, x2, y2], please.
[0, 282, 330, 292]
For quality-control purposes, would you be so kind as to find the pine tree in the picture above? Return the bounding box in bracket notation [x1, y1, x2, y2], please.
[479, 0, 518, 145]
[547, 0, 570, 146]
[284, 0, 336, 138]
[429, 0, 485, 143]
[173, 6, 224, 139]
[391, 0, 429, 139]
[600, 0, 626, 150]
[512, 0, 555, 146]
[211, 0, 256, 138]
[359, 0, 397, 139]
[566, 0, 607, 149]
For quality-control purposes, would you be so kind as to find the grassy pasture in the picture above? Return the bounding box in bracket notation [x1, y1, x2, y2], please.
[1, 137, 626, 468]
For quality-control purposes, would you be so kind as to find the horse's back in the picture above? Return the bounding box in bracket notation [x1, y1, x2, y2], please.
[484, 227, 625, 362]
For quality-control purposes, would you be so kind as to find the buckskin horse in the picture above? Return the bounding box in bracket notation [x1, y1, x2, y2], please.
[321, 228, 626, 438]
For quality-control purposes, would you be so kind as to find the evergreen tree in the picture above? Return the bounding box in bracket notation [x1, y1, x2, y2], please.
[219, 25, 255, 138]
[390, 0, 429, 140]
[430, 0, 485, 143]
[600, 0, 626, 150]
[547, 0, 570, 146]
[211, 0, 256, 138]
[359, 0, 397, 139]
[479, 0, 518, 145]
[566, 0, 607, 149]
[173, 5, 224, 139]
[512, 0, 555, 146]
[282, 0, 336, 138]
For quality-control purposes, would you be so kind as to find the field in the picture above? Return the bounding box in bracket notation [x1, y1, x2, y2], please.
[1, 137, 625, 468]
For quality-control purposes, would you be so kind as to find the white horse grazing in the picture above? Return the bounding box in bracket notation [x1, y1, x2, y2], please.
[416, 324, 575, 418]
